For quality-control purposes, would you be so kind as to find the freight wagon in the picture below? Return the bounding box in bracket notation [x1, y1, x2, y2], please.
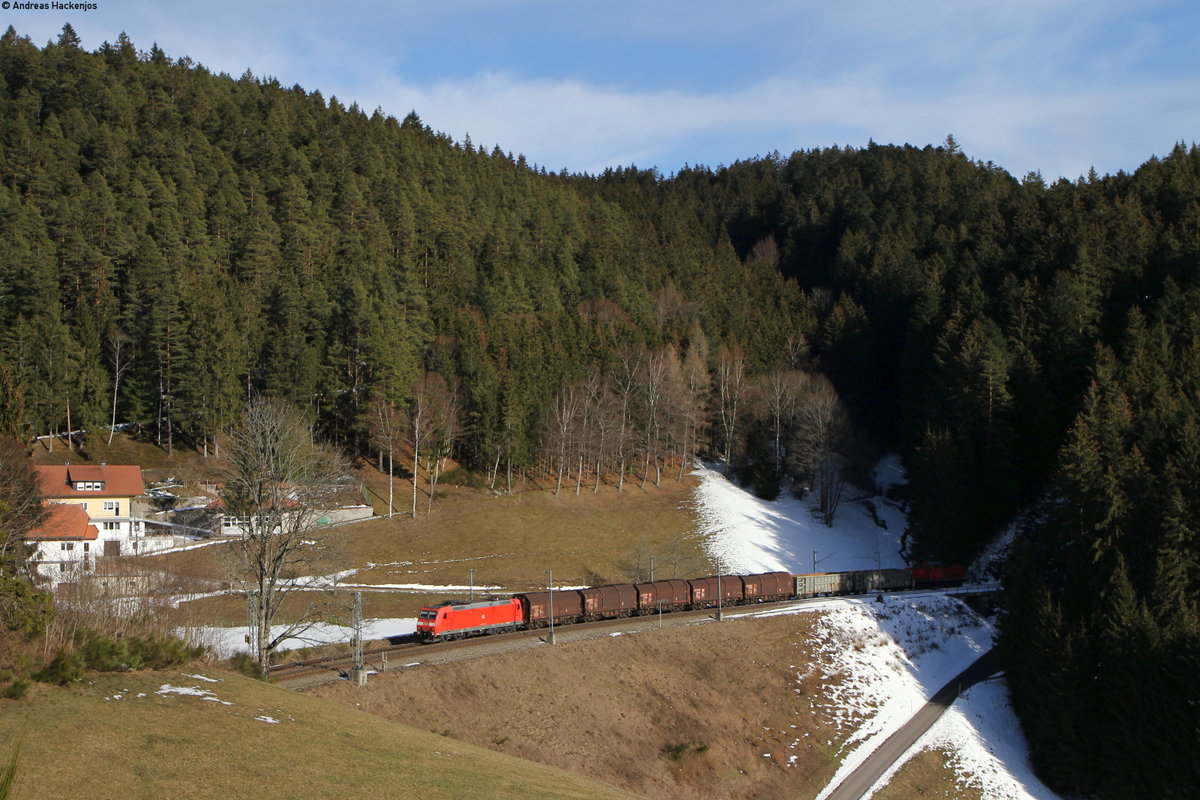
[793, 568, 913, 598]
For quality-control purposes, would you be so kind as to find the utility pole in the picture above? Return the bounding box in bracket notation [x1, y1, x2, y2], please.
[546, 569, 556, 645]
[350, 590, 367, 686]
[468, 568, 475, 601]
[649, 555, 655, 582]
[716, 561, 724, 621]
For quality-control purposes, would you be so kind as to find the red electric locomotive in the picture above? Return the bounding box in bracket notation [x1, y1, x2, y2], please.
[416, 597, 523, 641]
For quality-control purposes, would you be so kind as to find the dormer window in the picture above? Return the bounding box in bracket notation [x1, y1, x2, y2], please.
[75, 481, 105, 491]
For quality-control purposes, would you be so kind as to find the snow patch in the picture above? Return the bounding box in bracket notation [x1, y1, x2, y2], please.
[691, 456, 1060, 800]
[179, 617, 417, 659]
[692, 462, 906, 575]
[155, 684, 234, 706]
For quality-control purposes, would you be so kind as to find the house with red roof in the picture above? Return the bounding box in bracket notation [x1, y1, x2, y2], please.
[25, 503, 100, 582]
[32, 463, 172, 562]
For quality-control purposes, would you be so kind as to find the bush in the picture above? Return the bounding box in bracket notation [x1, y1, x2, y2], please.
[226, 651, 265, 680]
[0, 575, 54, 638]
[34, 629, 204, 684]
[34, 650, 85, 685]
[128, 635, 205, 670]
[441, 467, 486, 489]
[2, 679, 30, 700]
[78, 629, 133, 671]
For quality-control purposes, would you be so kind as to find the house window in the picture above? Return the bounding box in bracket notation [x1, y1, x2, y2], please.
[83, 543, 89, 552]
[103, 501, 120, 514]
[75, 481, 105, 491]
[60, 542, 75, 551]
[103, 522, 119, 531]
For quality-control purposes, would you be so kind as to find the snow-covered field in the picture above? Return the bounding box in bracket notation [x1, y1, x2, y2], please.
[694, 460, 1059, 800]
[182, 617, 419, 660]
[694, 455, 908, 575]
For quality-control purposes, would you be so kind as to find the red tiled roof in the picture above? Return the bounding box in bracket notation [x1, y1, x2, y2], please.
[36, 464, 145, 498]
[26, 503, 99, 541]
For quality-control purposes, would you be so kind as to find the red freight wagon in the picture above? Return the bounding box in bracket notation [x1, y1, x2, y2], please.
[517, 589, 584, 627]
[416, 598, 523, 641]
[911, 563, 966, 586]
[634, 579, 691, 613]
[741, 571, 793, 603]
[688, 575, 743, 608]
[580, 584, 638, 620]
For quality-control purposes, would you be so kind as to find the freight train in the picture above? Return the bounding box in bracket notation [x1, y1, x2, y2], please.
[415, 564, 965, 642]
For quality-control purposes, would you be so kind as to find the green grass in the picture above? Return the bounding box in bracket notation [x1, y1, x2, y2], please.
[0, 668, 643, 800]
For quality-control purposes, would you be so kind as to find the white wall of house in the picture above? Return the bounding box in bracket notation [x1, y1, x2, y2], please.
[30, 540, 97, 582]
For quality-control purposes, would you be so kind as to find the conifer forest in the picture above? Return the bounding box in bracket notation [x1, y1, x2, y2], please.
[1, 27, 1198, 798]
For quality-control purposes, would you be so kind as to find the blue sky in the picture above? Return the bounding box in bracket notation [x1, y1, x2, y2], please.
[6, 0, 1199, 179]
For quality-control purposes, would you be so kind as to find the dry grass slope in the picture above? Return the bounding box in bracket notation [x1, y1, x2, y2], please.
[313, 614, 857, 800]
[872, 747, 985, 799]
[0, 669, 642, 800]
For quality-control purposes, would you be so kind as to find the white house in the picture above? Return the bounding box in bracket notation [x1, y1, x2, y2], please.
[34, 464, 171, 558]
[25, 503, 100, 582]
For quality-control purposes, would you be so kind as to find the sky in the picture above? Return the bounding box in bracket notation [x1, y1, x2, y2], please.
[5, 0, 1198, 179]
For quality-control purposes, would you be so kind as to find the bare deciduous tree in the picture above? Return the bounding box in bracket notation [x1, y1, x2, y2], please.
[367, 393, 404, 517]
[677, 333, 710, 480]
[639, 350, 670, 489]
[611, 349, 641, 492]
[0, 438, 44, 579]
[790, 375, 849, 526]
[760, 368, 805, 478]
[715, 347, 747, 474]
[105, 327, 134, 446]
[424, 377, 462, 513]
[406, 372, 441, 518]
[546, 383, 581, 496]
[221, 398, 349, 670]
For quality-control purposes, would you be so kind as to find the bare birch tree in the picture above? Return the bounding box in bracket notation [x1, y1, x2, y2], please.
[760, 368, 804, 479]
[425, 378, 462, 513]
[367, 393, 404, 517]
[546, 383, 581, 496]
[715, 347, 747, 474]
[611, 349, 641, 492]
[221, 398, 349, 671]
[105, 328, 134, 448]
[789, 374, 849, 526]
[639, 350, 670, 489]
[406, 372, 441, 518]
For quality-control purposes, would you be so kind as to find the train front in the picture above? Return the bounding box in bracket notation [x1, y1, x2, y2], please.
[415, 603, 450, 640]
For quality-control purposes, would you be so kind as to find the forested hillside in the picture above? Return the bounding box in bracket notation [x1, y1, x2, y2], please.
[1, 26, 1197, 798]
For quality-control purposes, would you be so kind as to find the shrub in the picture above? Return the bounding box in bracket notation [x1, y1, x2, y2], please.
[226, 651, 265, 680]
[33, 629, 204, 684]
[441, 467, 486, 489]
[34, 650, 85, 685]
[128, 635, 205, 669]
[0, 575, 54, 638]
[2, 679, 29, 700]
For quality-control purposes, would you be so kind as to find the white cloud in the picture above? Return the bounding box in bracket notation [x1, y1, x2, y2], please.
[10, 0, 1198, 178]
